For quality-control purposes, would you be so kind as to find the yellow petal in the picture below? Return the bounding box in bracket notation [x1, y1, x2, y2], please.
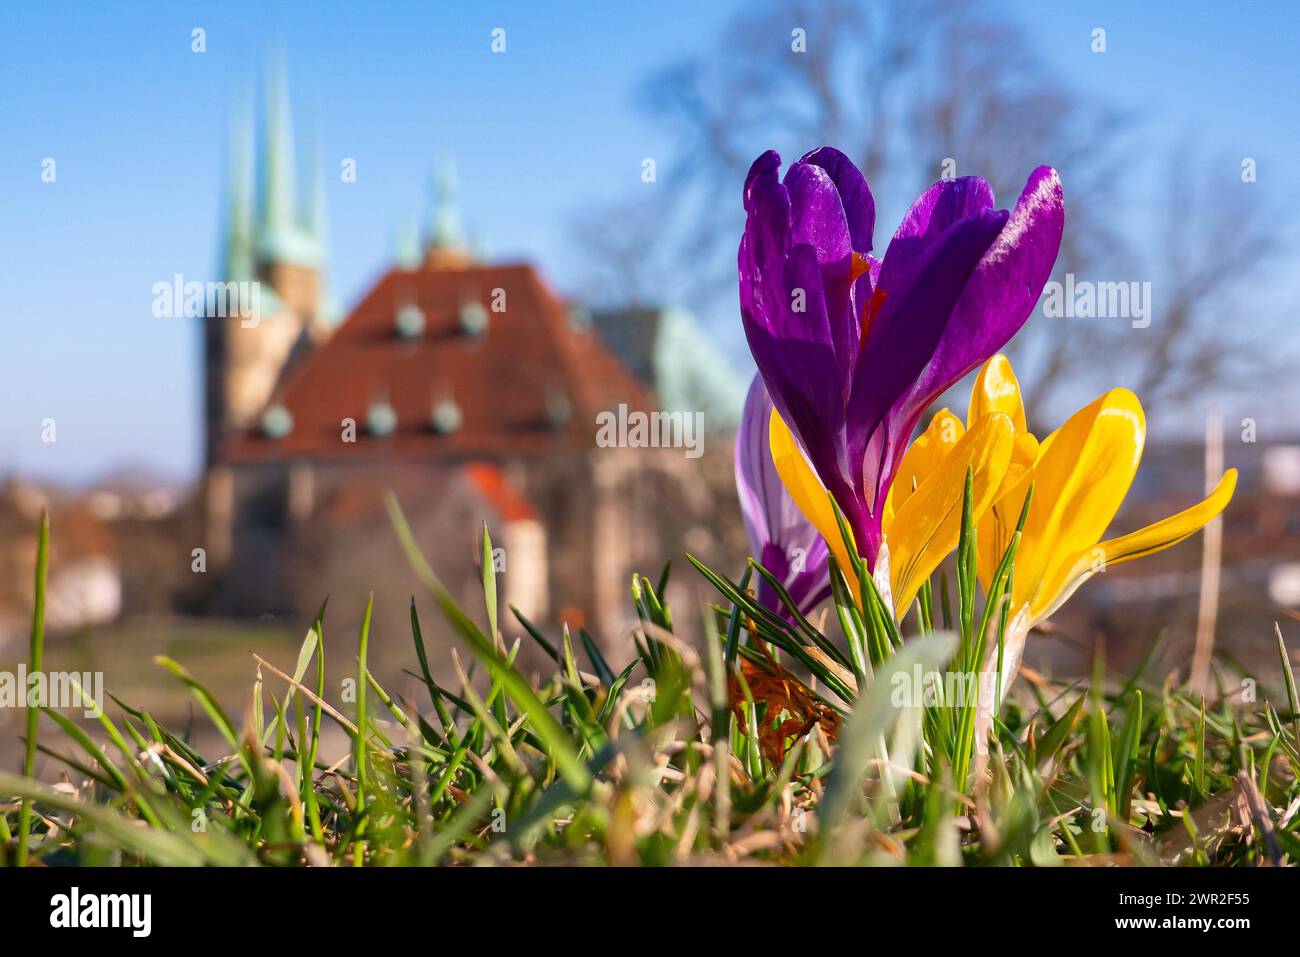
[1031, 468, 1239, 623]
[1013, 389, 1146, 617]
[976, 431, 1040, 589]
[768, 409, 860, 599]
[1096, 468, 1237, 566]
[968, 354, 1027, 433]
[883, 409, 965, 528]
[888, 412, 1014, 618]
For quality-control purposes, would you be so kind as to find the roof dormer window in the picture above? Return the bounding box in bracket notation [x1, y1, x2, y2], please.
[395, 303, 425, 339]
[546, 390, 572, 429]
[458, 299, 488, 336]
[261, 404, 294, 439]
[367, 400, 397, 437]
[431, 397, 463, 434]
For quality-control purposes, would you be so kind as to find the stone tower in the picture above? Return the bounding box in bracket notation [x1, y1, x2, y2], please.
[204, 64, 327, 466]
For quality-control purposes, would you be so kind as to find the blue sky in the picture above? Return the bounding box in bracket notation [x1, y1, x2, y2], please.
[2, 1, 1296, 483]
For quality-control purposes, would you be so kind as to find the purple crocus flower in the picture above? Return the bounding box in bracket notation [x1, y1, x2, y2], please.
[738, 147, 1063, 569]
[735, 374, 832, 619]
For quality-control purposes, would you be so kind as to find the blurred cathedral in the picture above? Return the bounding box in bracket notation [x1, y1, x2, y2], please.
[198, 69, 739, 644]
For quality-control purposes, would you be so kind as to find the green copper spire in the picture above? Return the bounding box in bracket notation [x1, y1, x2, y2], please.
[254, 58, 320, 267]
[221, 86, 255, 283]
[300, 112, 327, 255]
[424, 156, 465, 251]
[258, 57, 295, 247]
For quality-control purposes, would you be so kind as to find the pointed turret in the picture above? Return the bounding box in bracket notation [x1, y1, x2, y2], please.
[258, 58, 295, 252]
[207, 58, 328, 480]
[221, 89, 256, 284]
[300, 114, 327, 253]
[423, 156, 472, 268]
[256, 58, 320, 268]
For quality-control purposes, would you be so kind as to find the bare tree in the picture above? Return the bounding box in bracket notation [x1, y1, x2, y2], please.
[569, 195, 671, 310]
[1131, 145, 1281, 405]
[572, 0, 1286, 418]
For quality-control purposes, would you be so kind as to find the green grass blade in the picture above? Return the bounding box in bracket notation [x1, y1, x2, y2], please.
[17, 510, 49, 866]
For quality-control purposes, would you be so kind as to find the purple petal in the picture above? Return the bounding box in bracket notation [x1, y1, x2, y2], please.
[904, 167, 1065, 416]
[799, 148, 879, 376]
[800, 147, 875, 254]
[782, 160, 860, 386]
[896, 176, 995, 242]
[739, 150, 881, 543]
[734, 375, 832, 618]
[846, 207, 1011, 507]
[783, 161, 853, 266]
[878, 176, 995, 305]
[741, 151, 790, 286]
[742, 241, 850, 499]
[735, 375, 782, 551]
[759, 540, 831, 619]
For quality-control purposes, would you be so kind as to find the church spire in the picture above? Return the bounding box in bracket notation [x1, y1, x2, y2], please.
[260, 56, 294, 228]
[300, 114, 328, 257]
[254, 56, 323, 268]
[423, 155, 472, 268]
[221, 85, 255, 283]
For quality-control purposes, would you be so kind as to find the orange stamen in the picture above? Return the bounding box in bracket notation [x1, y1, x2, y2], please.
[859, 285, 888, 351]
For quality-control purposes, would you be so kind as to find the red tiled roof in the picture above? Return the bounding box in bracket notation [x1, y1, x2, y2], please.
[221, 262, 654, 462]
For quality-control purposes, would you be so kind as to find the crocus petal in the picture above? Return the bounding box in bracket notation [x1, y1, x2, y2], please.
[735, 375, 832, 617]
[846, 208, 1011, 506]
[968, 354, 1027, 433]
[783, 161, 861, 386]
[888, 412, 1015, 619]
[739, 151, 863, 527]
[1032, 468, 1239, 624]
[905, 167, 1065, 416]
[1011, 389, 1146, 617]
[976, 430, 1040, 588]
[1095, 469, 1238, 566]
[970, 354, 1034, 586]
[879, 176, 995, 303]
[742, 244, 854, 504]
[882, 409, 966, 528]
[799, 147, 875, 253]
[736, 375, 783, 549]
[740, 151, 790, 277]
[769, 408, 859, 601]
[878, 169, 1065, 494]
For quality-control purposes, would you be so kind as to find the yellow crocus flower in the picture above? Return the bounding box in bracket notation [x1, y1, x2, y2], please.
[769, 407, 1014, 618]
[769, 351, 1236, 644]
[968, 355, 1237, 626]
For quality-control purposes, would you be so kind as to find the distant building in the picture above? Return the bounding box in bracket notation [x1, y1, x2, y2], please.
[201, 74, 706, 638]
[0, 480, 122, 649]
[591, 307, 748, 429]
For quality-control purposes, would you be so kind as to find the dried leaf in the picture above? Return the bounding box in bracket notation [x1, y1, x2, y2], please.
[727, 652, 839, 764]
